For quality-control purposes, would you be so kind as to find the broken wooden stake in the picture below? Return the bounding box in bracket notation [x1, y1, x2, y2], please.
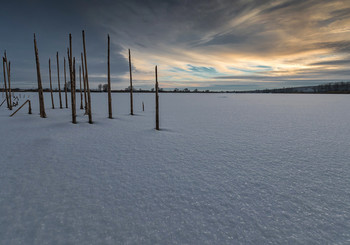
[10, 100, 32, 117]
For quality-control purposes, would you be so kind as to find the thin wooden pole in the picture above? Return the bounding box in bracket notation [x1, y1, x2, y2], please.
[2, 58, 9, 108]
[155, 65, 159, 130]
[64, 57, 68, 108]
[81, 53, 87, 114]
[108, 34, 112, 118]
[82, 30, 92, 124]
[49, 58, 55, 109]
[56, 52, 63, 109]
[6, 59, 12, 110]
[79, 66, 83, 109]
[33, 34, 46, 118]
[68, 34, 76, 124]
[128, 49, 133, 115]
[142, 101, 144, 111]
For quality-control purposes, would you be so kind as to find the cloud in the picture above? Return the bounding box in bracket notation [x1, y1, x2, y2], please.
[1, 0, 350, 90]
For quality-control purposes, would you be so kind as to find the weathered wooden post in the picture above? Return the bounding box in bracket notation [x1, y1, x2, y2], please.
[64, 57, 68, 108]
[128, 49, 133, 115]
[82, 30, 92, 124]
[81, 53, 88, 114]
[107, 34, 112, 118]
[6, 59, 12, 110]
[49, 58, 55, 109]
[68, 34, 76, 124]
[142, 101, 144, 111]
[2, 58, 9, 108]
[155, 66, 159, 130]
[28, 100, 32, 114]
[33, 34, 46, 118]
[79, 66, 83, 109]
[56, 52, 63, 109]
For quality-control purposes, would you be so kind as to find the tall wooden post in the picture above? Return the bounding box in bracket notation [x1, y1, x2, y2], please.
[108, 34, 112, 118]
[2, 58, 9, 108]
[79, 66, 83, 109]
[56, 52, 63, 109]
[49, 58, 55, 109]
[82, 30, 92, 124]
[33, 34, 46, 118]
[6, 59, 12, 110]
[142, 101, 144, 111]
[68, 34, 76, 124]
[64, 57, 68, 108]
[155, 65, 159, 130]
[81, 53, 87, 114]
[128, 49, 133, 115]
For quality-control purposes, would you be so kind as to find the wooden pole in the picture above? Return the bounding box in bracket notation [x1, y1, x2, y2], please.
[10, 100, 32, 117]
[128, 49, 133, 115]
[79, 66, 83, 109]
[81, 53, 87, 114]
[49, 58, 55, 109]
[33, 34, 46, 118]
[82, 30, 92, 124]
[2, 58, 9, 108]
[68, 34, 76, 124]
[155, 65, 159, 130]
[142, 101, 144, 111]
[56, 52, 63, 109]
[6, 59, 12, 110]
[107, 34, 112, 118]
[64, 57, 68, 108]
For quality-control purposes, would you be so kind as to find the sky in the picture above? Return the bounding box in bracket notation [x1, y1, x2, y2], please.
[0, 0, 349, 91]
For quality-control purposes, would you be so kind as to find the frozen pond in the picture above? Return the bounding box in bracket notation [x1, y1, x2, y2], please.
[1, 93, 349, 244]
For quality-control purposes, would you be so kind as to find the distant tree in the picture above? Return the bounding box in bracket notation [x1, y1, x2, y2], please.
[102, 83, 108, 92]
[98, 84, 102, 92]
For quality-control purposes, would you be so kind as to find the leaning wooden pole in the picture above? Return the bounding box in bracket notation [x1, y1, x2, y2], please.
[81, 53, 87, 114]
[49, 59, 55, 109]
[128, 49, 133, 115]
[64, 57, 68, 108]
[107, 34, 112, 118]
[56, 52, 63, 109]
[2, 58, 9, 108]
[82, 30, 92, 124]
[33, 34, 46, 118]
[155, 65, 159, 130]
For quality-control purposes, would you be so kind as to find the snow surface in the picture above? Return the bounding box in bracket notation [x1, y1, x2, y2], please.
[1, 92, 350, 244]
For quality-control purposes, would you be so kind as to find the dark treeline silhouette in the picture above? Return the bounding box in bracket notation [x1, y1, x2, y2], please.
[237, 81, 350, 94]
[5, 81, 350, 94]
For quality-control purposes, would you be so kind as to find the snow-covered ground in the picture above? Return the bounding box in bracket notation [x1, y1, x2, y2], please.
[1, 92, 349, 244]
